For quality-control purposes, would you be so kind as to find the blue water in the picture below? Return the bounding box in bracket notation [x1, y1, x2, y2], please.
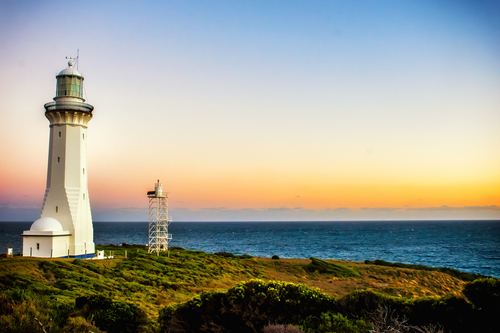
[1, 221, 499, 277]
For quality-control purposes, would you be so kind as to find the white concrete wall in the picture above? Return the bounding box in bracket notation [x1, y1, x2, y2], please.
[23, 236, 70, 258]
[39, 103, 95, 257]
[52, 236, 70, 257]
[23, 237, 53, 258]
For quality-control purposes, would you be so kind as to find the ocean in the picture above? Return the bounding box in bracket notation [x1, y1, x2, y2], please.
[1, 220, 499, 278]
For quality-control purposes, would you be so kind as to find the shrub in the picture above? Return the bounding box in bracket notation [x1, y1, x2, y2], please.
[299, 311, 371, 333]
[263, 324, 304, 333]
[61, 316, 103, 333]
[364, 260, 486, 281]
[0, 298, 58, 333]
[369, 305, 445, 333]
[240, 254, 254, 259]
[215, 252, 236, 258]
[461, 278, 500, 332]
[306, 258, 361, 278]
[0, 294, 13, 316]
[50, 300, 76, 327]
[407, 295, 473, 332]
[159, 280, 335, 333]
[8, 287, 36, 302]
[169, 246, 185, 251]
[462, 278, 500, 311]
[336, 290, 404, 319]
[272, 255, 280, 260]
[76, 295, 148, 333]
[337, 289, 484, 333]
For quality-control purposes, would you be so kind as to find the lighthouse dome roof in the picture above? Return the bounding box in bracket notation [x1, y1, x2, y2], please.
[57, 60, 83, 77]
[30, 217, 64, 232]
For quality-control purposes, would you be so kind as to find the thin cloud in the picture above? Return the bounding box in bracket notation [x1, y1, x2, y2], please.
[266, 207, 292, 211]
[2, 205, 499, 222]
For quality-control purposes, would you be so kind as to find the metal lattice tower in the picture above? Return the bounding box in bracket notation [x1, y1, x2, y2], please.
[147, 180, 172, 255]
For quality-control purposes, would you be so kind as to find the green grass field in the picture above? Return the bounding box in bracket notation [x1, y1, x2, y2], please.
[0, 245, 497, 332]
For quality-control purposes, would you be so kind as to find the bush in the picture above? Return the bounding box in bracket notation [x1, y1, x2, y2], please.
[61, 316, 103, 333]
[369, 305, 445, 333]
[462, 278, 500, 311]
[336, 289, 486, 333]
[50, 301, 76, 327]
[239, 254, 254, 259]
[263, 324, 304, 333]
[364, 260, 486, 281]
[76, 295, 148, 333]
[405, 295, 473, 332]
[306, 258, 361, 278]
[0, 298, 58, 333]
[336, 290, 404, 318]
[215, 252, 236, 258]
[8, 287, 36, 302]
[0, 294, 13, 316]
[159, 280, 335, 333]
[299, 311, 371, 333]
[461, 278, 500, 332]
[272, 255, 280, 260]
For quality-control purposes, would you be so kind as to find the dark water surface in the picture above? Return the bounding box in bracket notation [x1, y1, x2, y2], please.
[1, 220, 499, 277]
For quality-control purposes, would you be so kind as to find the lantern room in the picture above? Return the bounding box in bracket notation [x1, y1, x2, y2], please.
[55, 60, 84, 99]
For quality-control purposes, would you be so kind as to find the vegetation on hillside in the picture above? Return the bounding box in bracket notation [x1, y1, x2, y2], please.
[159, 279, 500, 333]
[363, 260, 487, 282]
[0, 244, 498, 332]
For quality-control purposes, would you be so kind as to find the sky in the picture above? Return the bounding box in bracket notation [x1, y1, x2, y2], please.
[1, 0, 499, 221]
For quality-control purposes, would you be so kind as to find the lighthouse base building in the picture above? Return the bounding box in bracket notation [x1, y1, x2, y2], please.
[22, 217, 71, 258]
[22, 59, 95, 259]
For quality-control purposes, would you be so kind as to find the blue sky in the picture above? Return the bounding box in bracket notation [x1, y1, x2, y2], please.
[1, 1, 499, 221]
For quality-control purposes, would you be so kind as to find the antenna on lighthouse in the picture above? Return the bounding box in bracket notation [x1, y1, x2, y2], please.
[65, 49, 79, 69]
[147, 180, 172, 256]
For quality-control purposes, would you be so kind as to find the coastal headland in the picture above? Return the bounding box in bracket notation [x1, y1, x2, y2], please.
[0, 245, 498, 332]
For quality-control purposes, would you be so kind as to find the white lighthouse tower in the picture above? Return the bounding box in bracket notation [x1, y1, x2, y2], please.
[22, 59, 95, 259]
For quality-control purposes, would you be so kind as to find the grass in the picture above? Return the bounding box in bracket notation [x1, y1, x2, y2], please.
[0, 244, 487, 332]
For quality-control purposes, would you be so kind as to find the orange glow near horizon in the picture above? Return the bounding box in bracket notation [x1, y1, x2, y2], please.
[84, 168, 500, 211]
[1, 144, 499, 213]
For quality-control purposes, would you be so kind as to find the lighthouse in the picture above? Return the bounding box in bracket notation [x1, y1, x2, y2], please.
[22, 59, 95, 259]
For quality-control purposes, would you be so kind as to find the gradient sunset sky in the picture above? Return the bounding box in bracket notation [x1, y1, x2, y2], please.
[1, 1, 499, 221]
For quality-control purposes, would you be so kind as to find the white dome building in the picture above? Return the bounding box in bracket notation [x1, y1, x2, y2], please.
[23, 217, 71, 258]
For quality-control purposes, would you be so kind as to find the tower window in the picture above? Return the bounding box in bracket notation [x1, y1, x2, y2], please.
[83, 193, 86, 199]
[36, 243, 40, 250]
[56, 206, 58, 213]
[83, 133, 85, 140]
[57, 157, 60, 163]
[58, 131, 61, 138]
[83, 168, 85, 174]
